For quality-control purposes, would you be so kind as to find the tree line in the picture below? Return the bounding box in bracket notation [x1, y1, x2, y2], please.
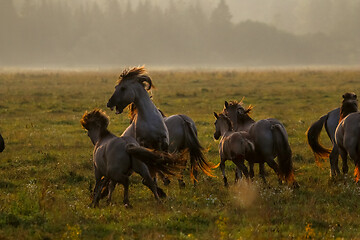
[0, 0, 358, 67]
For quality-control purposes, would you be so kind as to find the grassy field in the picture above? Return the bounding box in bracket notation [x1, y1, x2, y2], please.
[0, 68, 360, 239]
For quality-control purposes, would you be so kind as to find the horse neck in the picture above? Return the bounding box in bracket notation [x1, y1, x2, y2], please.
[133, 87, 159, 120]
[340, 101, 358, 122]
[236, 114, 255, 130]
[91, 129, 113, 146]
[219, 122, 233, 137]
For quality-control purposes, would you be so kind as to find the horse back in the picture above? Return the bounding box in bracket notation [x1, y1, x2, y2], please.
[94, 137, 132, 176]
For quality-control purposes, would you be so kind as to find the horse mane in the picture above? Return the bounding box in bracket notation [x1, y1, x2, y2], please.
[128, 103, 166, 123]
[80, 109, 110, 136]
[218, 113, 233, 131]
[339, 92, 358, 122]
[117, 66, 154, 90]
[223, 100, 254, 115]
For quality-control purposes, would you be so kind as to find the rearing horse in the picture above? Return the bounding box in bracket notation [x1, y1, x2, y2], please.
[107, 66, 169, 152]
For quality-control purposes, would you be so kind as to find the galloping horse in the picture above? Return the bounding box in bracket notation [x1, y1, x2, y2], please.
[127, 103, 215, 186]
[81, 109, 183, 207]
[213, 112, 255, 186]
[221, 101, 298, 187]
[335, 112, 360, 182]
[0, 133, 4, 152]
[307, 93, 358, 177]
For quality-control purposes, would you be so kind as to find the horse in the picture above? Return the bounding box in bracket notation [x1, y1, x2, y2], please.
[213, 112, 255, 186]
[335, 112, 360, 182]
[221, 101, 298, 187]
[126, 103, 216, 187]
[307, 92, 358, 177]
[107, 66, 169, 152]
[107, 66, 215, 186]
[0, 133, 4, 152]
[81, 109, 184, 207]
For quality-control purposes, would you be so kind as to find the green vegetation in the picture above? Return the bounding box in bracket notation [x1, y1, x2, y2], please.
[0, 69, 360, 239]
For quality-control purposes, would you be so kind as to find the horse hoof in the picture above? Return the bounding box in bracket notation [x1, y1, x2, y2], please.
[292, 181, 300, 189]
[163, 178, 171, 186]
[124, 203, 133, 209]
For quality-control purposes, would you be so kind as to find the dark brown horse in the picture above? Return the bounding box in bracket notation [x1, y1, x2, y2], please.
[307, 93, 358, 177]
[218, 101, 299, 187]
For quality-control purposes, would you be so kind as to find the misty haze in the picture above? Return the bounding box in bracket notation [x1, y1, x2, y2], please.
[1, 0, 359, 68]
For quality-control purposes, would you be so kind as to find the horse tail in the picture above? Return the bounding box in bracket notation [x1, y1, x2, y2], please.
[271, 124, 294, 182]
[306, 115, 331, 163]
[179, 115, 218, 181]
[0, 133, 4, 153]
[125, 143, 185, 177]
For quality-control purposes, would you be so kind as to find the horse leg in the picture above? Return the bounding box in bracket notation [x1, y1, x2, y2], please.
[249, 162, 255, 179]
[264, 157, 281, 183]
[133, 159, 165, 201]
[234, 167, 242, 183]
[91, 169, 103, 207]
[329, 145, 340, 177]
[232, 158, 249, 179]
[177, 162, 187, 188]
[93, 177, 109, 208]
[259, 162, 267, 184]
[338, 146, 348, 175]
[121, 177, 132, 208]
[106, 180, 116, 205]
[220, 158, 228, 187]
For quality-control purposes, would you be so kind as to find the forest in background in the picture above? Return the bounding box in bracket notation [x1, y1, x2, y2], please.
[1, 0, 359, 67]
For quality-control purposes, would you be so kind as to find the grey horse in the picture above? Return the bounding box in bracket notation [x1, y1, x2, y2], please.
[221, 101, 298, 187]
[307, 92, 357, 177]
[107, 66, 169, 152]
[108, 67, 215, 186]
[213, 112, 255, 186]
[126, 103, 216, 186]
[335, 112, 360, 182]
[0, 133, 4, 152]
[81, 109, 183, 207]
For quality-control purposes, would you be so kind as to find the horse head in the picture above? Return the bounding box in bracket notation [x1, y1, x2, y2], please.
[340, 92, 358, 122]
[223, 100, 253, 127]
[107, 66, 153, 114]
[213, 112, 233, 140]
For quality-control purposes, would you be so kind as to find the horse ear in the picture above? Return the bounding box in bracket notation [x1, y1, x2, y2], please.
[342, 94, 345, 99]
[138, 75, 153, 90]
[214, 112, 219, 119]
[224, 101, 229, 108]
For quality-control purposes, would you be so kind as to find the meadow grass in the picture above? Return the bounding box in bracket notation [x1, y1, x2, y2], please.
[0, 69, 360, 239]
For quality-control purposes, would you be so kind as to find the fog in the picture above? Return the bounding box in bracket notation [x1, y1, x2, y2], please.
[1, 0, 359, 68]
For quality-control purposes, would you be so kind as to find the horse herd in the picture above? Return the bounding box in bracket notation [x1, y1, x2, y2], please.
[1, 66, 359, 207]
